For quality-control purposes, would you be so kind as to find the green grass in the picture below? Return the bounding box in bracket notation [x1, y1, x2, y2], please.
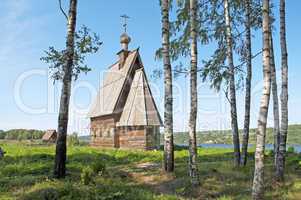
[0, 141, 300, 199]
[172, 124, 301, 145]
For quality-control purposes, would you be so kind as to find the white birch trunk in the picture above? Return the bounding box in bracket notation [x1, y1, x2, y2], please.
[224, 0, 241, 167]
[241, 0, 252, 166]
[54, 0, 77, 178]
[252, 0, 271, 198]
[188, 0, 199, 185]
[161, 0, 174, 172]
[276, 0, 289, 182]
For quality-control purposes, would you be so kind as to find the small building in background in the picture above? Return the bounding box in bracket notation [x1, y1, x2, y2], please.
[88, 33, 162, 150]
[42, 130, 57, 143]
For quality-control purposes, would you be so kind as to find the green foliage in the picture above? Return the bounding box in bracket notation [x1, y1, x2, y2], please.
[155, 0, 263, 91]
[265, 149, 274, 157]
[21, 186, 59, 200]
[67, 132, 80, 146]
[1, 129, 44, 140]
[286, 154, 300, 167]
[199, 0, 262, 91]
[0, 130, 5, 139]
[170, 124, 301, 145]
[91, 160, 106, 175]
[41, 25, 102, 82]
[156, 0, 210, 62]
[80, 166, 94, 185]
[288, 146, 295, 154]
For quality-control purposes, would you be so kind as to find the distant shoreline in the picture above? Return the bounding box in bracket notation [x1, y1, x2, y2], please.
[1, 124, 301, 145]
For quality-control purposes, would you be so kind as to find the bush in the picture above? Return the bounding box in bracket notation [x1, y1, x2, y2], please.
[265, 149, 274, 157]
[80, 166, 94, 185]
[91, 160, 106, 175]
[287, 146, 295, 153]
[0, 131, 6, 139]
[67, 133, 80, 146]
[22, 187, 59, 200]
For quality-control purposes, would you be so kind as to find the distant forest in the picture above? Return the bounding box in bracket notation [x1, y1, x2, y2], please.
[0, 129, 44, 140]
[170, 124, 301, 145]
[1, 124, 300, 144]
[75, 124, 301, 145]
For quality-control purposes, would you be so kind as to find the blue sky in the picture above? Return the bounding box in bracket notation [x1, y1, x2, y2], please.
[0, 0, 300, 135]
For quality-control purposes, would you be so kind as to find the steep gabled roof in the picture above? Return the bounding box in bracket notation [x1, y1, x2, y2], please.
[117, 68, 162, 127]
[88, 50, 139, 118]
[42, 130, 57, 141]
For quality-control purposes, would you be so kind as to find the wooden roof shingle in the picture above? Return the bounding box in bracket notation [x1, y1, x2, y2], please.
[88, 50, 138, 118]
[117, 69, 162, 127]
[42, 130, 57, 141]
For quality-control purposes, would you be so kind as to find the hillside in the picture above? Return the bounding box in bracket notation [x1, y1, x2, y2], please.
[172, 124, 301, 145]
[79, 125, 301, 145]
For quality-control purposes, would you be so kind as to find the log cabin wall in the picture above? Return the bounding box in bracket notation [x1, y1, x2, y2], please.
[117, 126, 146, 149]
[90, 114, 119, 147]
[116, 126, 160, 150]
[145, 126, 160, 150]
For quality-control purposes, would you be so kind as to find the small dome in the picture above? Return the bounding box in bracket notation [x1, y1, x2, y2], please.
[120, 33, 131, 44]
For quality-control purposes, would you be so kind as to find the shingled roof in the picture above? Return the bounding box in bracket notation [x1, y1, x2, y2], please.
[42, 130, 57, 142]
[88, 50, 139, 118]
[117, 68, 162, 127]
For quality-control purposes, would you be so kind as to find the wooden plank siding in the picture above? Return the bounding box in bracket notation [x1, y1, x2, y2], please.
[90, 119, 160, 150]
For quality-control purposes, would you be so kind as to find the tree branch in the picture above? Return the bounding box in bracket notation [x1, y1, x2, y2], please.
[223, 87, 231, 104]
[173, 69, 189, 75]
[235, 50, 263, 69]
[59, 0, 68, 21]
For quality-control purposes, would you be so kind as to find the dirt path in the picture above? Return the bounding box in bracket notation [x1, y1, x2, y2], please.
[121, 162, 185, 196]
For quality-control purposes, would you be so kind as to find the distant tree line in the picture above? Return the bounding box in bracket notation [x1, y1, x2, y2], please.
[0, 129, 44, 140]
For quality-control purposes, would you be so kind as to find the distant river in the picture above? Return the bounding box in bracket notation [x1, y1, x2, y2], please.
[184, 144, 301, 153]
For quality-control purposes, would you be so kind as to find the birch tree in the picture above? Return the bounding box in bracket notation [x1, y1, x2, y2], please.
[224, 0, 240, 167]
[270, 32, 280, 166]
[276, 0, 289, 182]
[41, 0, 101, 178]
[188, 0, 199, 185]
[161, 0, 174, 172]
[54, 0, 77, 178]
[156, 0, 211, 177]
[252, 0, 271, 198]
[241, 0, 252, 166]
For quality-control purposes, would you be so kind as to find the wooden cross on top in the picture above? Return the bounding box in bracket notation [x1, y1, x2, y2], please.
[120, 14, 130, 33]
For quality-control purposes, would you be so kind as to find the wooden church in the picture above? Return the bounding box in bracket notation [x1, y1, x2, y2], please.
[88, 32, 162, 150]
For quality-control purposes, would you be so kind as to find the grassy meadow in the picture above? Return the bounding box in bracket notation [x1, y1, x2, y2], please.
[0, 141, 301, 200]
